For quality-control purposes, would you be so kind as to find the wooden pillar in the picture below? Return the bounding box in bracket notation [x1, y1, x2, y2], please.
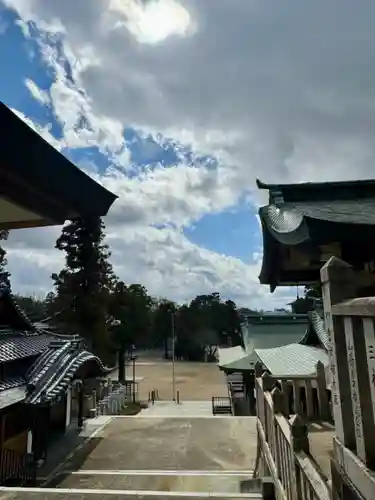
[78, 383, 84, 430]
[316, 361, 330, 421]
[336, 310, 375, 468]
[320, 257, 356, 450]
[248, 372, 256, 416]
[65, 386, 72, 429]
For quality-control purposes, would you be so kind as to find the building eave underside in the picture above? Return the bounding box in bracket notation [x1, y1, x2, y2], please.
[0, 102, 118, 222]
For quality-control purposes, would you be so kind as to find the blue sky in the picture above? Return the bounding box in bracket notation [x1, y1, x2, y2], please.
[2, 0, 366, 307]
[0, 2, 277, 308]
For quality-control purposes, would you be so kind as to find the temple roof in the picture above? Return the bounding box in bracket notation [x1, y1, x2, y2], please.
[242, 313, 309, 352]
[255, 344, 328, 376]
[25, 340, 109, 404]
[0, 103, 117, 229]
[0, 280, 110, 408]
[257, 177, 375, 290]
[218, 310, 327, 373]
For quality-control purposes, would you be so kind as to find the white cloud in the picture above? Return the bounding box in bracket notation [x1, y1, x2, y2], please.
[106, 0, 194, 45]
[4, 224, 293, 309]
[25, 78, 50, 106]
[3, 0, 372, 307]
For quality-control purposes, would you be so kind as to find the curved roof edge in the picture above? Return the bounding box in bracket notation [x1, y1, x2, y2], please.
[258, 205, 310, 246]
[299, 310, 329, 351]
[25, 341, 110, 404]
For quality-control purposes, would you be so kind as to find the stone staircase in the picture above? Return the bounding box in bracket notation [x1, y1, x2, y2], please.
[54, 470, 271, 499]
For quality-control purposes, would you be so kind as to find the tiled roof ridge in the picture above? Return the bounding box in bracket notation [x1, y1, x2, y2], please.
[25, 340, 109, 404]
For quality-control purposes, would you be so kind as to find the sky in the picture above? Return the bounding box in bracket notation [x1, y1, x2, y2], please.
[0, 0, 374, 309]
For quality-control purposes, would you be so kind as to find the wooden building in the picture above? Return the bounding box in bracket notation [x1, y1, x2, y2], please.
[257, 177, 375, 292]
[255, 178, 375, 500]
[218, 311, 328, 416]
[0, 102, 117, 485]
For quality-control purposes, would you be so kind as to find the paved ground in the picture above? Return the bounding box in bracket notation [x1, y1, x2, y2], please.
[59, 416, 257, 473]
[0, 360, 261, 499]
[139, 400, 214, 416]
[0, 492, 258, 499]
[117, 359, 228, 401]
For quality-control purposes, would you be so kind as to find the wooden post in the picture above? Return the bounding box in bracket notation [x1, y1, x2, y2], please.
[321, 257, 356, 450]
[316, 361, 330, 421]
[262, 372, 275, 392]
[290, 414, 309, 454]
[281, 380, 290, 416]
[304, 379, 314, 419]
[342, 314, 375, 468]
[271, 386, 283, 413]
[292, 380, 302, 416]
[77, 383, 84, 430]
[290, 414, 309, 500]
[255, 362, 263, 378]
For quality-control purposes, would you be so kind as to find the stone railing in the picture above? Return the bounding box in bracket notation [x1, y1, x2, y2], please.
[255, 373, 330, 500]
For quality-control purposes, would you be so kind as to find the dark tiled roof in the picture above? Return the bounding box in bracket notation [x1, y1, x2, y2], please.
[259, 200, 375, 247]
[0, 386, 26, 410]
[0, 376, 25, 391]
[25, 341, 109, 404]
[0, 333, 52, 362]
[256, 177, 375, 203]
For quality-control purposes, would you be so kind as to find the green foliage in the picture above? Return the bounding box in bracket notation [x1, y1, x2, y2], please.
[0, 230, 10, 283]
[13, 295, 46, 321]
[52, 217, 115, 358]
[109, 281, 153, 380]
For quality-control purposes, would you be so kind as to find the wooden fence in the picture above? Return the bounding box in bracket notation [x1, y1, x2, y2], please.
[255, 372, 330, 500]
[0, 448, 36, 486]
[255, 362, 331, 423]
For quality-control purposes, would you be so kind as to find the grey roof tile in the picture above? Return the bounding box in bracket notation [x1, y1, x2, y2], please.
[0, 385, 26, 410]
[219, 350, 260, 371]
[0, 334, 52, 362]
[26, 341, 109, 404]
[255, 344, 328, 376]
[0, 376, 25, 391]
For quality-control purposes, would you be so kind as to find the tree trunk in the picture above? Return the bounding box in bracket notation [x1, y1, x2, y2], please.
[164, 337, 169, 359]
[118, 349, 126, 383]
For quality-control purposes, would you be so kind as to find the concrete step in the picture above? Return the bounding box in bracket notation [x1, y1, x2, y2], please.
[0, 488, 264, 499]
[56, 471, 258, 494]
[139, 401, 214, 417]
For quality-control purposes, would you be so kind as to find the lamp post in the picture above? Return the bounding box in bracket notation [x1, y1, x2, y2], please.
[171, 312, 176, 402]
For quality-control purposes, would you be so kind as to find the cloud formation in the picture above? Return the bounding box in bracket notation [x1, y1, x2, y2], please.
[2, 0, 374, 307]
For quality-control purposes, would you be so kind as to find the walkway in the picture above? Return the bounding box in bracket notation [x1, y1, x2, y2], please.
[139, 400, 214, 417]
[0, 411, 261, 499]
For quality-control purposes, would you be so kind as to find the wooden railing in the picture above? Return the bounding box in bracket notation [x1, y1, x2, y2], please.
[212, 396, 233, 415]
[0, 448, 36, 486]
[320, 257, 375, 500]
[255, 362, 331, 423]
[255, 373, 330, 500]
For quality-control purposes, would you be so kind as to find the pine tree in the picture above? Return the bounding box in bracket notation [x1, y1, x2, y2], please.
[0, 230, 10, 285]
[52, 217, 115, 358]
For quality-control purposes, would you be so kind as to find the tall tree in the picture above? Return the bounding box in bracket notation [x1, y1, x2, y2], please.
[109, 282, 152, 381]
[52, 217, 115, 358]
[0, 230, 10, 284]
[152, 299, 177, 358]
